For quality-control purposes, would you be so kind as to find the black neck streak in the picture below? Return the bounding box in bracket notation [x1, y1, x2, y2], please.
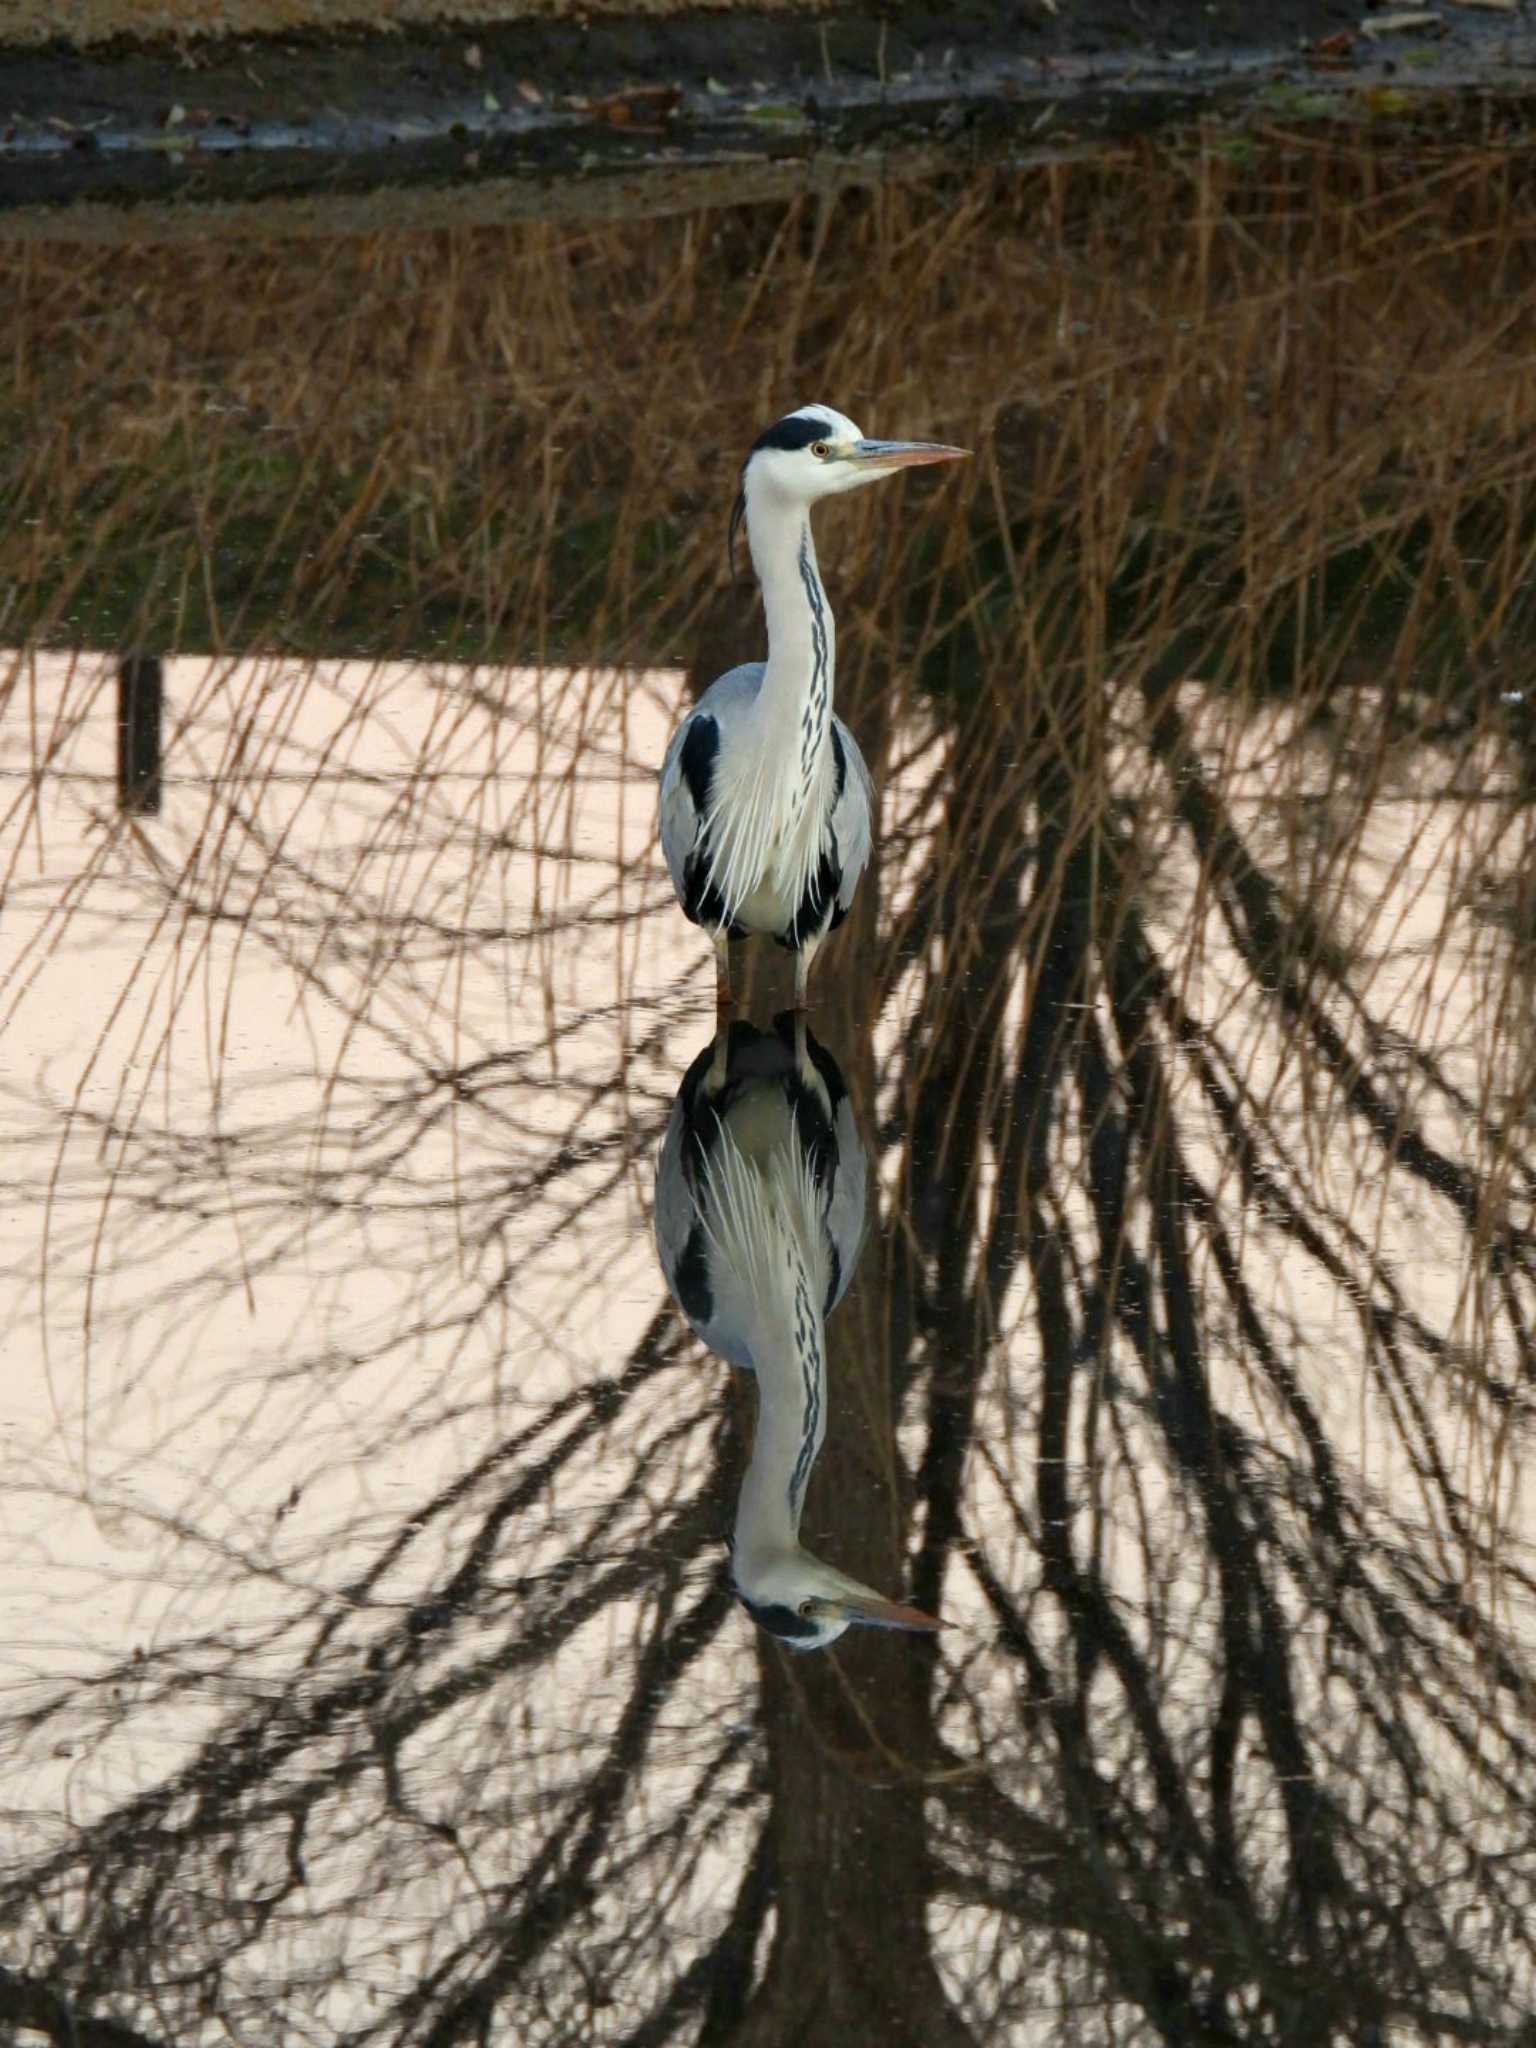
[786, 1247, 823, 1519]
[795, 526, 831, 796]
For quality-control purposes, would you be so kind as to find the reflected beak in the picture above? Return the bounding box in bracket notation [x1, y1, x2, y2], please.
[840, 438, 970, 473]
[827, 1592, 946, 1634]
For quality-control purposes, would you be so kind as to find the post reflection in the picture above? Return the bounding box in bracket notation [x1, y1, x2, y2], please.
[655, 1012, 942, 1649]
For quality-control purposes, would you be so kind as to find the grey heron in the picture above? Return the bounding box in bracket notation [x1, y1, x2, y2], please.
[655, 1013, 943, 1651]
[658, 404, 968, 1015]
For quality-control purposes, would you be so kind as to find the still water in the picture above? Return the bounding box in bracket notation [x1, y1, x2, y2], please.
[4, 158, 1536, 2046]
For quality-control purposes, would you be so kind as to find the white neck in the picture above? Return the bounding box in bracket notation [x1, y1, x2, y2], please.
[745, 481, 837, 788]
[733, 1259, 828, 1562]
[707, 1129, 830, 1565]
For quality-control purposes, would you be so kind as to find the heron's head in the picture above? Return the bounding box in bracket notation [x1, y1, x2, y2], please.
[733, 1545, 944, 1654]
[729, 403, 968, 566]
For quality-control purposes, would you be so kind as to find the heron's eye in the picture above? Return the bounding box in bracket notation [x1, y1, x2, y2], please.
[811, 440, 830, 460]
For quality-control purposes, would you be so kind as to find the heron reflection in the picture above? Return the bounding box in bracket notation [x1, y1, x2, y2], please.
[656, 1013, 942, 1651]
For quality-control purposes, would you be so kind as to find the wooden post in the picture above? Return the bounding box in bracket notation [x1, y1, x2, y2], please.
[116, 656, 163, 816]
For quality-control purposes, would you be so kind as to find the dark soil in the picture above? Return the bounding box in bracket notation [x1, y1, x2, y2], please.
[1, 1, 1532, 236]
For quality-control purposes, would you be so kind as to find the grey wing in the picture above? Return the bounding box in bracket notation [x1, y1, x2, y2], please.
[825, 1090, 869, 1313]
[658, 665, 766, 911]
[658, 717, 703, 910]
[831, 715, 875, 918]
[653, 1094, 695, 1305]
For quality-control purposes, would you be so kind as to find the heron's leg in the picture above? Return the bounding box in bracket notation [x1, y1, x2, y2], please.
[712, 929, 734, 1026]
[706, 1022, 731, 1095]
[793, 930, 823, 1014]
[792, 1005, 809, 1074]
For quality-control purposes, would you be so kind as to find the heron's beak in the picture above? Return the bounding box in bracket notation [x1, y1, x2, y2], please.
[841, 438, 970, 473]
[823, 1591, 946, 1634]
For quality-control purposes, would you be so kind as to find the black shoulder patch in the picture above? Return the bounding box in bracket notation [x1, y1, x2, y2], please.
[801, 1029, 848, 1123]
[683, 859, 746, 937]
[779, 837, 842, 951]
[739, 1594, 823, 1642]
[749, 412, 834, 457]
[824, 1241, 842, 1319]
[830, 721, 848, 801]
[677, 714, 719, 818]
[822, 831, 853, 934]
[673, 1220, 713, 1331]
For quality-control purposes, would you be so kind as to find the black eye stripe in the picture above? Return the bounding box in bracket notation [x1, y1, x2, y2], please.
[738, 1595, 822, 1640]
[748, 413, 836, 457]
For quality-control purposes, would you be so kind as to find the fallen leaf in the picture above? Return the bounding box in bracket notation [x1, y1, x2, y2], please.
[587, 84, 682, 130]
[1307, 29, 1358, 65]
[483, 90, 501, 113]
[516, 80, 542, 104]
[463, 42, 482, 70]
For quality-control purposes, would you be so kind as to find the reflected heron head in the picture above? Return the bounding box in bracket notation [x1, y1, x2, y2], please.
[733, 1548, 944, 1654]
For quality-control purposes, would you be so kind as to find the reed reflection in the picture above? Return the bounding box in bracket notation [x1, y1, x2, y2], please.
[656, 1012, 941, 1649]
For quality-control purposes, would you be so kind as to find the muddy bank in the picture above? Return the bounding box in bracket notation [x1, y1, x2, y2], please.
[0, 2, 1532, 237]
